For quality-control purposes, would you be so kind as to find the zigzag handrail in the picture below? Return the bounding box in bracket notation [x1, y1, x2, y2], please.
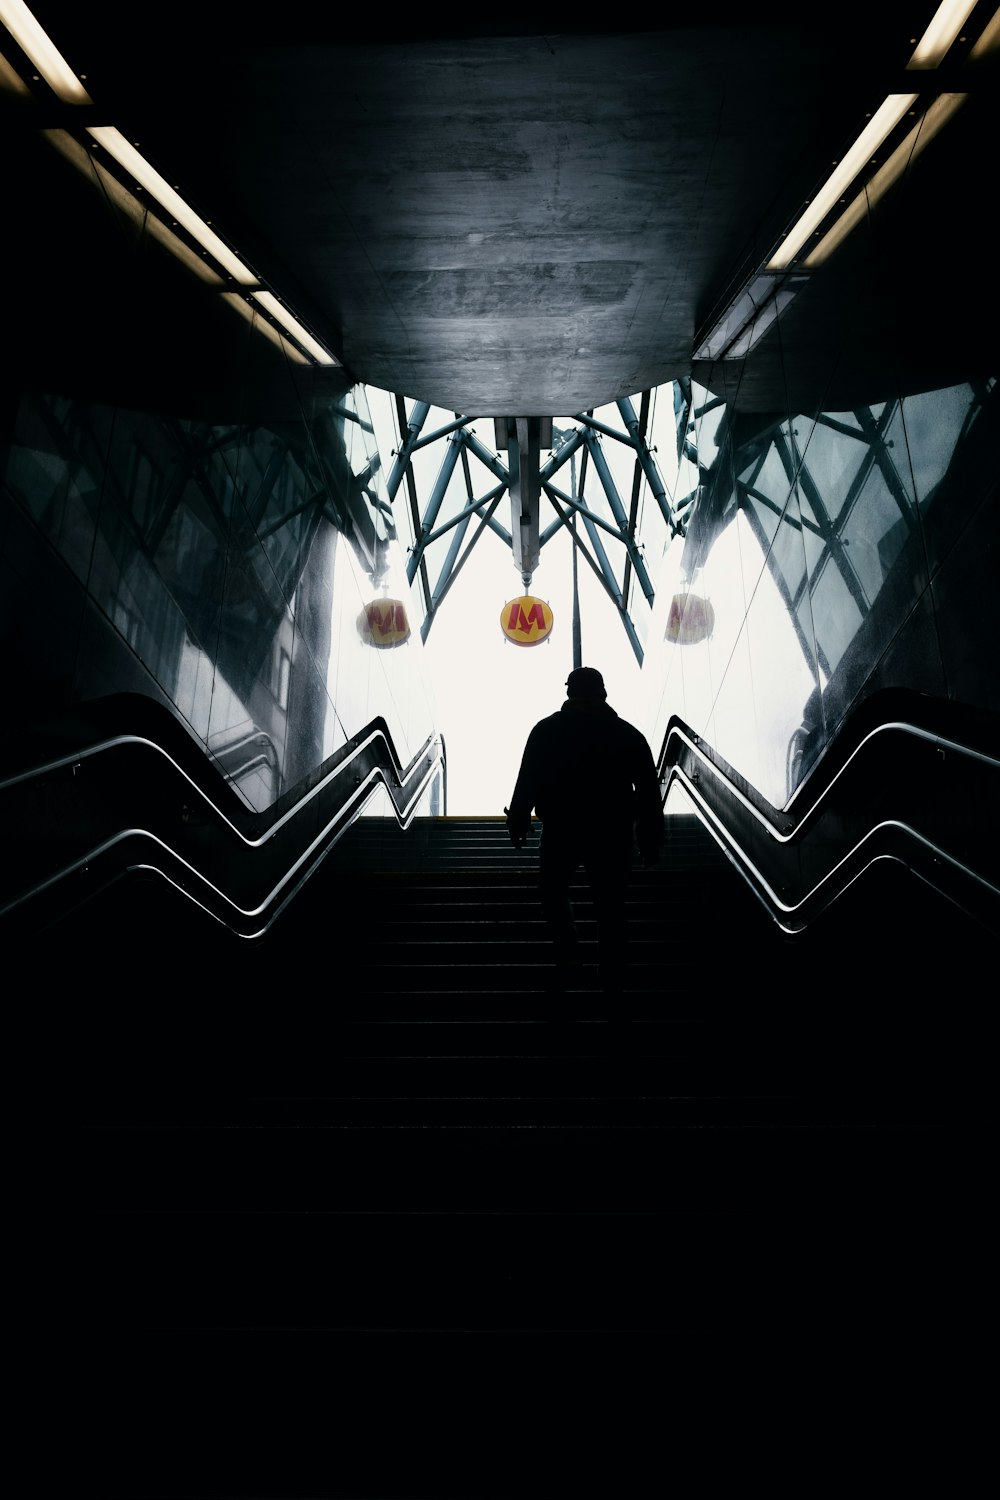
[659, 709, 1000, 935]
[1, 724, 430, 850]
[1, 716, 445, 938]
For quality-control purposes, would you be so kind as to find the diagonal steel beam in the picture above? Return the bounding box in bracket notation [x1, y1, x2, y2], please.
[579, 427, 655, 604]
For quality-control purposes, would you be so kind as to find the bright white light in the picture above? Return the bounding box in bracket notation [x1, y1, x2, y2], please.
[907, 0, 981, 68]
[422, 523, 649, 815]
[367, 393, 659, 815]
[803, 93, 967, 266]
[87, 127, 258, 285]
[251, 290, 339, 366]
[6, 5, 338, 367]
[767, 94, 918, 270]
[0, 0, 91, 102]
[221, 294, 311, 361]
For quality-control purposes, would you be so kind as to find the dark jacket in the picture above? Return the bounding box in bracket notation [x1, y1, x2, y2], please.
[507, 699, 664, 855]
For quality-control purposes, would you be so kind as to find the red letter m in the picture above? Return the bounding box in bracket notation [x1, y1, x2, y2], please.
[507, 601, 547, 634]
[368, 603, 406, 634]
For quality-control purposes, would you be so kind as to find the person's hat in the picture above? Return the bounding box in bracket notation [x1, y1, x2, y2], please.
[565, 667, 606, 700]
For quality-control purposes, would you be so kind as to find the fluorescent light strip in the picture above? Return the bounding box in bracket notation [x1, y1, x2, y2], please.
[767, 93, 919, 270]
[906, 0, 980, 68]
[774, 0, 996, 272]
[46, 127, 311, 357]
[88, 131, 339, 363]
[86, 127, 257, 285]
[43, 129, 227, 288]
[2, 3, 340, 366]
[221, 294, 310, 363]
[802, 92, 967, 267]
[693, 0, 996, 361]
[251, 290, 338, 366]
[0, 0, 91, 102]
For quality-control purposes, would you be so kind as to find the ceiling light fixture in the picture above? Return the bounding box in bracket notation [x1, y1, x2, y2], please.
[801, 91, 967, 267]
[766, 93, 919, 272]
[43, 128, 227, 286]
[86, 126, 258, 286]
[250, 291, 337, 366]
[694, 0, 992, 362]
[221, 294, 311, 363]
[906, 0, 981, 68]
[1, 0, 341, 367]
[0, 0, 91, 102]
[86, 128, 339, 364]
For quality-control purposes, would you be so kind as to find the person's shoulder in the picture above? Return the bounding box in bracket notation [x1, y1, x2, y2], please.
[615, 714, 655, 750]
[527, 709, 565, 736]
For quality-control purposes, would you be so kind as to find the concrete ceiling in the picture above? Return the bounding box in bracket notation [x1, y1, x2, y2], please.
[14, 4, 1000, 417]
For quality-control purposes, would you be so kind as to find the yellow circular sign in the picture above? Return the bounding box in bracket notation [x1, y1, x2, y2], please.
[358, 598, 411, 648]
[500, 595, 554, 646]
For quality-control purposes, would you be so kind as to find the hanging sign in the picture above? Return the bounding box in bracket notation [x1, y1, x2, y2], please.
[665, 593, 714, 645]
[358, 598, 411, 648]
[500, 595, 554, 647]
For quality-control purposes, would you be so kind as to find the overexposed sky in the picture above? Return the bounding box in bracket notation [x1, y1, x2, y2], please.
[365, 389, 670, 816]
[419, 520, 648, 815]
[422, 525, 650, 810]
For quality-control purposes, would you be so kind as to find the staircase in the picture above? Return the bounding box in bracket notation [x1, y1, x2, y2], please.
[46, 812, 967, 1496]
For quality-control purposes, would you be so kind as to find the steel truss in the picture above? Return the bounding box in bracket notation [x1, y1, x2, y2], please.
[382, 393, 685, 660]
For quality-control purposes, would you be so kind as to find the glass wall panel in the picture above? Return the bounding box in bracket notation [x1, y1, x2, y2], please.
[1, 124, 440, 826]
[642, 357, 997, 813]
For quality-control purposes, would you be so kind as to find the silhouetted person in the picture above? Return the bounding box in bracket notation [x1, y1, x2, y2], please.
[505, 666, 664, 999]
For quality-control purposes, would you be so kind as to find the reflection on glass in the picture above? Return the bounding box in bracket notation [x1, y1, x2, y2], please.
[644, 375, 994, 807]
[2, 379, 436, 816]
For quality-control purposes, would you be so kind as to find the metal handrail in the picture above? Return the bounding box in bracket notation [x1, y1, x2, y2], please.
[1, 717, 446, 938]
[657, 705, 1000, 935]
